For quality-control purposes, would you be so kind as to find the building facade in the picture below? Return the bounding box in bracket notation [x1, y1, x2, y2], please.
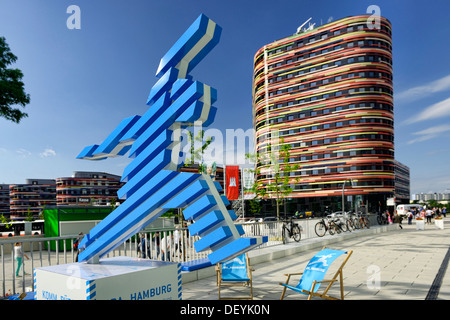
[394, 160, 410, 203]
[252, 15, 394, 214]
[56, 171, 123, 207]
[414, 192, 450, 202]
[0, 184, 10, 216]
[9, 179, 56, 218]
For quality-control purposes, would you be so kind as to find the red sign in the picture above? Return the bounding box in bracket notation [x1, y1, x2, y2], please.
[225, 166, 240, 200]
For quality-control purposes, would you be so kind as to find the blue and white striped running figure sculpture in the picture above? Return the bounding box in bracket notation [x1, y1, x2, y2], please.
[76, 14, 267, 264]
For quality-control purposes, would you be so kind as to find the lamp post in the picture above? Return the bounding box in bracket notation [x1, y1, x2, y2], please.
[341, 179, 354, 215]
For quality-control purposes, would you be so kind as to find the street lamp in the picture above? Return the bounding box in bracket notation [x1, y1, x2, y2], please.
[342, 179, 354, 214]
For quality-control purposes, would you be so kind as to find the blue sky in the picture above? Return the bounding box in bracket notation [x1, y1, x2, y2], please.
[1, 0, 450, 196]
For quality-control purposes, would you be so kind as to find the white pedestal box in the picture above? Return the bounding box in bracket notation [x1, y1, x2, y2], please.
[416, 219, 425, 230]
[435, 219, 444, 230]
[34, 257, 181, 300]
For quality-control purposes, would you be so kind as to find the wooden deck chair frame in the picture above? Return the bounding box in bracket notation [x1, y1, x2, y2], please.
[280, 247, 353, 300]
[215, 253, 254, 300]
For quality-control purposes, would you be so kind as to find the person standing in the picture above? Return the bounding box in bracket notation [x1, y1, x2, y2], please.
[425, 209, 433, 224]
[14, 243, 29, 277]
[161, 233, 173, 261]
[152, 231, 161, 259]
[407, 210, 413, 225]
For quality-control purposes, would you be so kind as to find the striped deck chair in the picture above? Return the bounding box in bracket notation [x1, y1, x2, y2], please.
[216, 253, 254, 300]
[280, 247, 353, 300]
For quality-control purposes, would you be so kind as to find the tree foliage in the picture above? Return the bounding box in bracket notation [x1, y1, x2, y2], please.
[184, 126, 213, 173]
[246, 137, 299, 220]
[0, 36, 30, 123]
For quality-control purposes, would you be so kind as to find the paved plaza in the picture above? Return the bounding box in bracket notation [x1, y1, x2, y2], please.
[182, 219, 450, 300]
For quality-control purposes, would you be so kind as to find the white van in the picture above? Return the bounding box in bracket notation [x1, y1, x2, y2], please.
[396, 204, 423, 216]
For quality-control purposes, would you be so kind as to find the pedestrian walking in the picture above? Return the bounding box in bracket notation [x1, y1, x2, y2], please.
[14, 242, 29, 277]
[74, 232, 84, 262]
[393, 213, 403, 229]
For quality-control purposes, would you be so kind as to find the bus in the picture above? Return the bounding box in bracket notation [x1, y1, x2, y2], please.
[396, 204, 423, 216]
[0, 220, 44, 237]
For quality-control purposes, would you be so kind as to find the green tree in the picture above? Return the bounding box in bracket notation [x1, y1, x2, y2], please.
[0, 213, 12, 229]
[0, 36, 30, 123]
[246, 137, 299, 220]
[184, 127, 213, 173]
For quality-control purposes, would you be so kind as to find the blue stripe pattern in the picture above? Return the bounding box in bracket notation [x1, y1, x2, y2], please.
[76, 14, 267, 264]
[86, 281, 96, 300]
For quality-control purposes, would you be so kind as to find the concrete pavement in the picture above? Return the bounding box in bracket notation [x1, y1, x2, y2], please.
[181, 218, 450, 300]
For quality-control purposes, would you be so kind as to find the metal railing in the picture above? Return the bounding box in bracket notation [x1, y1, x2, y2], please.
[1, 216, 378, 298]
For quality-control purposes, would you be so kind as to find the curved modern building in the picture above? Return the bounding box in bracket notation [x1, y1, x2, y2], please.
[252, 15, 394, 213]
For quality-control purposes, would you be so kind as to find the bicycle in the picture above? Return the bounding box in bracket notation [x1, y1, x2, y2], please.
[344, 213, 356, 231]
[315, 217, 338, 237]
[357, 214, 370, 229]
[377, 212, 388, 225]
[326, 213, 349, 233]
[282, 217, 301, 243]
[333, 216, 349, 232]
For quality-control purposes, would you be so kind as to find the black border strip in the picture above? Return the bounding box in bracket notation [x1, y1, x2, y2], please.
[425, 245, 450, 300]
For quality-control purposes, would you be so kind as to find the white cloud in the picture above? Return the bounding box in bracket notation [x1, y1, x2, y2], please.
[407, 124, 450, 144]
[396, 74, 450, 102]
[16, 148, 31, 158]
[404, 97, 450, 124]
[40, 148, 57, 158]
